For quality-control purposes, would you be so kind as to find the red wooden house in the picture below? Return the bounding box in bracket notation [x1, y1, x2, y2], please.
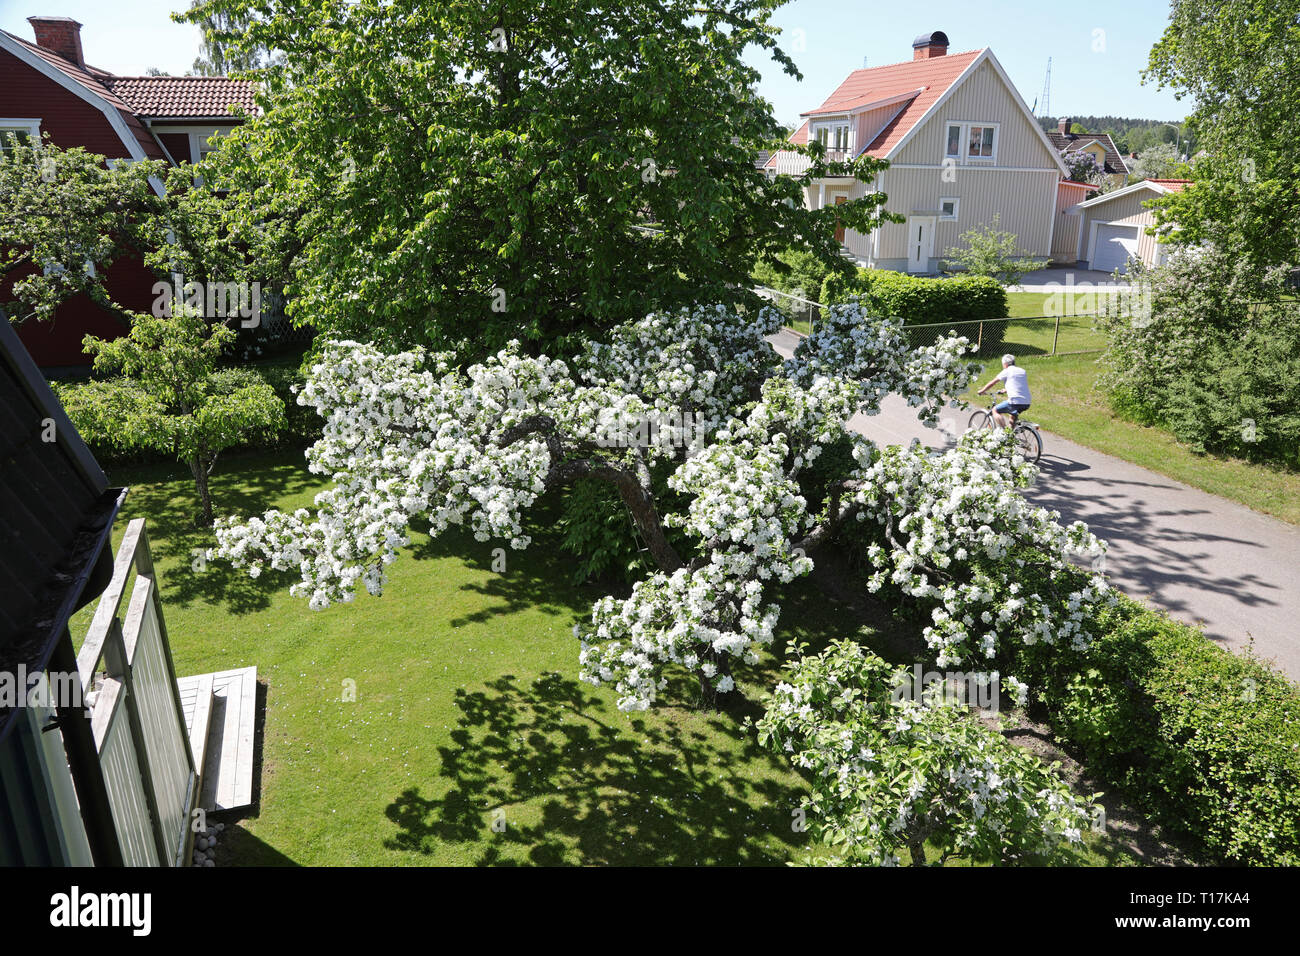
[1, 16, 256, 369]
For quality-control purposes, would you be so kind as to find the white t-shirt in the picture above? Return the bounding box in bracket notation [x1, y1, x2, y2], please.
[996, 365, 1031, 404]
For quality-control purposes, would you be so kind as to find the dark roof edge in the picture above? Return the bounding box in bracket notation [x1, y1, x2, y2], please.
[0, 318, 106, 496]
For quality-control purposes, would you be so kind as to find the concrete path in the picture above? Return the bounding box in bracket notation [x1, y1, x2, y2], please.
[1011, 266, 1130, 293]
[770, 329, 1300, 682]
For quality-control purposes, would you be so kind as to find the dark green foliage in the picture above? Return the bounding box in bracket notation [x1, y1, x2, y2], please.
[1099, 248, 1300, 467]
[555, 477, 654, 585]
[179, 0, 895, 362]
[1012, 595, 1300, 865]
[820, 269, 1009, 356]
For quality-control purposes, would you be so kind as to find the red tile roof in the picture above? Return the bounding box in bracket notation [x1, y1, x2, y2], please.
[768, 50, 983, 166]
[1, 26, 254, 171]
[1148, 178, 1191, 192]
[105, 76, 257, 118]
[862, 51, 983, 157]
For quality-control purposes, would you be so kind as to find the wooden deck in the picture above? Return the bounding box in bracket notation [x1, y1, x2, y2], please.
[177, 666, 258, 811]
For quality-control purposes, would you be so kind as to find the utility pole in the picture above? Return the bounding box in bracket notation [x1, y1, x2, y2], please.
[1039, 57, 1052, 118]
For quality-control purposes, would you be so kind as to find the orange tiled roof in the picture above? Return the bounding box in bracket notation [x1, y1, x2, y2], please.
[105, 76, 257, 118]
[768, 50, 983, 166]
[1148, 178, 1191, 192]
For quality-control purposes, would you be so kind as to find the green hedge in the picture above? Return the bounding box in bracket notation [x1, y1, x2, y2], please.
[752, 247, 836, 301]
[1015, 595, 1300, 865]
[820, 269, 1010, 356]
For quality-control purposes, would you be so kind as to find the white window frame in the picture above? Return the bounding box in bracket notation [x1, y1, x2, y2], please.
[944, 123, 962, 159]
[812, 120, 851, 153]
[0, 117, 42, 149]
[938, 197, 959, 221]
[943, 120, 1000, 164]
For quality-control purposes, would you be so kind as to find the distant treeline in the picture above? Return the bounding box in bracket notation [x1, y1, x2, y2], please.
[1038, 116, 1197, 157]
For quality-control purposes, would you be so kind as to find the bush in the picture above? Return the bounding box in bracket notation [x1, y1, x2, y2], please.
[820, 269, 1009, 356]
[752, 246, 836, 301]
[1013, 594, 1300, 865]
[1099, 247, 1300, 467]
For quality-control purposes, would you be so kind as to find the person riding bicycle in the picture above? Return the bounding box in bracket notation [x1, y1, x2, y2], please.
[977, 354, 1031, 429]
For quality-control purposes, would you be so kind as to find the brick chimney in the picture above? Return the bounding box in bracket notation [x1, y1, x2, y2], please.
[912, 31, 949, 60]
[1058, 117, 1070, 134]
[27, 16, 85, 69]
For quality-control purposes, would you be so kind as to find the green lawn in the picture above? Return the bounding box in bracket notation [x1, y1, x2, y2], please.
[74, 449, 1141, 865]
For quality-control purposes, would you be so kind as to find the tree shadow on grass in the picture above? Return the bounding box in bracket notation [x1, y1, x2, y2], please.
[410, 525, 601, 628]
[382, 672, 808, 866]
[108, 450, 320, 615]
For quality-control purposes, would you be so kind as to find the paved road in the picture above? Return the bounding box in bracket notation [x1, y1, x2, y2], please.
[1010, 266, 1130, 293]
[771, 329, 1300, 681]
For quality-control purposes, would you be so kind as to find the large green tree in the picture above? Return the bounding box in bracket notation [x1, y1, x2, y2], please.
[179, 0, 896, 360]
[1143, 0, 1300, 269]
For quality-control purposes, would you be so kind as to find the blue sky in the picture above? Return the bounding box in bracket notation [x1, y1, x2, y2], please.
[1, 0, 1189, 122]
[751, 1, 1189, 126]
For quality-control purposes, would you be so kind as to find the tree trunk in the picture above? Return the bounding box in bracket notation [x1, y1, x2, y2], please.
[696, 646, 734, 711]
[190, 456, 213, 526]
[909, 839, 928, 867]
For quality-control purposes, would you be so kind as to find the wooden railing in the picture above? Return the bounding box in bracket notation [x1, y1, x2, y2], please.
[78, 518, 197, 867]
[767, 148, 855, 176]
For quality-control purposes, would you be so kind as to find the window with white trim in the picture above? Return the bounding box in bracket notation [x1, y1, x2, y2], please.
[814, 123, 850, 152]
[0, 118, 42, 155]
[945, 124, 961, 158]
[943, 121, 999, 163]
[939, 197, 959, 221]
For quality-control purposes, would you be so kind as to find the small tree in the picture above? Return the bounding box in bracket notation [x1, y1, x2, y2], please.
[1129, 142, 1180, 181]
[71, 308, 284, 525]
[1062, 150, 1105, 186]
[942, 214, 1047, 286]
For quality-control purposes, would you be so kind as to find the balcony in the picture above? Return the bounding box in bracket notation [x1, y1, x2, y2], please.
[766, 148, 856, 177]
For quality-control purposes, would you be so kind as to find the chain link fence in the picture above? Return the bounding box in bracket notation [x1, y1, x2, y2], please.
[754, 286, 1105, 358]
[900, 315, 1106, 359]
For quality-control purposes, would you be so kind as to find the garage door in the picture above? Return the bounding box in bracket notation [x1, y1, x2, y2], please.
[1091, 223, 1141, 273]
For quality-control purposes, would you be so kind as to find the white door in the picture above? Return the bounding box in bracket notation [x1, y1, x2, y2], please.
[906, 216, 936, 273]
[1091, 223, 1141, 273]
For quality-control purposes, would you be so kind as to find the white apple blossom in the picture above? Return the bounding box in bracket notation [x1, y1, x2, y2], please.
[756, 639, 1098, 866]
[209, 299, 1105, 716]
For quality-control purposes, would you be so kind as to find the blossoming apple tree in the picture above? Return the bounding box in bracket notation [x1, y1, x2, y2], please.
[209, 299, 1115, 860]
[212, 301, 1110, 705]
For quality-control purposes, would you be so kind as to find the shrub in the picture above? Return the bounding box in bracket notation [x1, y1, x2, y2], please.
[820, 269, 1009, 356]
[1012, 594, 1300, 865]
[941, 213, 1048, 287]
[752, 246, 836, 301]
[1098, 246, 1300, 467]
[555, 476, 652, 584]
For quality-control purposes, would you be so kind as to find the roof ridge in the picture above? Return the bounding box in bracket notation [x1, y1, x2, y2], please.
[842, 48, 984, 76]
[108, 74, 251, 82]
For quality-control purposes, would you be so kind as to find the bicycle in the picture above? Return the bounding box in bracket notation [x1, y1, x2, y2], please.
[967, 391, 1043, 463]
